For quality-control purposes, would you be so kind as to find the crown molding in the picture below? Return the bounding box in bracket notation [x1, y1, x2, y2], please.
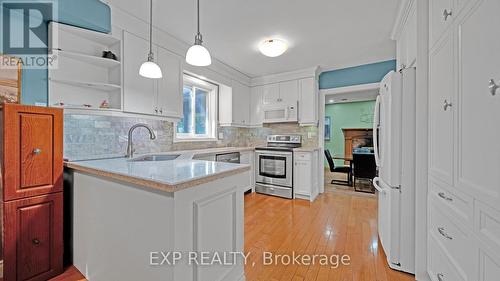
[391, 0, 416, 40]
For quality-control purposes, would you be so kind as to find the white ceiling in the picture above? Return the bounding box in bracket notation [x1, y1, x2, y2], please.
[108, 0, 399, 78]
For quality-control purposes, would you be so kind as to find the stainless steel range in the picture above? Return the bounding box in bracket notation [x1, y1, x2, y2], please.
[255, 135, 302, 199]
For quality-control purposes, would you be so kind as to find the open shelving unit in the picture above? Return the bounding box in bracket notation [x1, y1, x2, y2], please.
[48, 22, 123, 112]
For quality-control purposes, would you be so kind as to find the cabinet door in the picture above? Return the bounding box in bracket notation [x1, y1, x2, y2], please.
[156, 46, 183, 118]
[456, 0, 500, 206]
[232, 80, 250, 125]
[429, 33, 455, 187]
[250, 86, 263, 126]
[430, 0, 454, 48]
[298, 77, 317, 125]
[123, 31, 156, 115]
[294, 159, 312, 196]
[3, 105, 63, 201]
[240, 152, 254, 191]
[262, 83, 280, 105]
[4, 193, 63, 281]
[279, 80, 299, 105]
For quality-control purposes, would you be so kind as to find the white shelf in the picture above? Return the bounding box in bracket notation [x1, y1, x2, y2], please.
[49, 78, 121, 92]
[54, 22, 120, 46]
[56, 50, 120, 68]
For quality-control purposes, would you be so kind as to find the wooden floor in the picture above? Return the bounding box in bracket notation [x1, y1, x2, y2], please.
[49, 185, 414, 281]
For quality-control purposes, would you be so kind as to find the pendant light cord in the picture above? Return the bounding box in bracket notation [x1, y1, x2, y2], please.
[197, 0, 200, 35]
[149, 0, 153, 56]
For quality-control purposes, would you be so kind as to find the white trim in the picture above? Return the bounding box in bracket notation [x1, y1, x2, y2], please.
[318, 56, 396, 74]
[391, 0, 416, 40]
[320, 82, 380, 95]
[250, 67, 319, 87]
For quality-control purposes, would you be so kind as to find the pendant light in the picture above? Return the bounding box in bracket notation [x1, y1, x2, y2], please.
[185, 0, 212, 66]
[139, 0, 163, 79]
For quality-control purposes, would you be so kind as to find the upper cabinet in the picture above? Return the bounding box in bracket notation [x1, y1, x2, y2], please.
[250, 86, 264, 126]
[123, 31, 183, 119]
[393, 1, 417, 69]
[298, 77, 318, 126]
[219, 80, 251, 127]
[262, 83, 281, 105]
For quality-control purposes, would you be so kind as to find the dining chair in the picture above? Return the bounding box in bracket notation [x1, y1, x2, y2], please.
[324, 149, 352, 186]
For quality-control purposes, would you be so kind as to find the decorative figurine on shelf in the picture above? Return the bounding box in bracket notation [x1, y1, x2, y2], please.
[102, 51, 117, 60]
[99, 100, 110, 109]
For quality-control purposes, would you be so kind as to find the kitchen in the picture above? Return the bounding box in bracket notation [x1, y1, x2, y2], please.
[0, 0, 499, 281]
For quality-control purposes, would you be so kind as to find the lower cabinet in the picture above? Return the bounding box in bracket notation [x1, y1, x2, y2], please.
[3, 193, 63, 281]
[293, 150, 319, 201]
[240, 151, 255, 192]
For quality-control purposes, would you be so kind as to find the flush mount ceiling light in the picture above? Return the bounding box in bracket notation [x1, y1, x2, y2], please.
[259, 39, 288, 57]
[186, 0, 212, 66]
[139, 0, 163, 79]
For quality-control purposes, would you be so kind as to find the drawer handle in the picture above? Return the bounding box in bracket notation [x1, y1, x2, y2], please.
[32, 238, 40, 245]
[33, 148, 42, 155]
[443, 9, 452, 21]
[438, 192, 453, 202]
[437, 273, 445, 281]
[438, 227, 453, 240]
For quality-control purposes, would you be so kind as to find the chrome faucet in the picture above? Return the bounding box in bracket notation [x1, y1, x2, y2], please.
[126, 123, 156, 158]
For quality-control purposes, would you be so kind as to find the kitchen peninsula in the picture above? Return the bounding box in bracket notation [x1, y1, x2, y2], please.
[65, 157, 250, 281]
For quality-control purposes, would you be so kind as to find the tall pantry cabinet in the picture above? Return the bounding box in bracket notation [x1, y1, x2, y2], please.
[428, 0, 500, 280]
[1, 104, 64, 281]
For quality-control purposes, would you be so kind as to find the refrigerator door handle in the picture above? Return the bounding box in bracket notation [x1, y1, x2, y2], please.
[373, 95, 381, 167]
[373, 177, 385, 194]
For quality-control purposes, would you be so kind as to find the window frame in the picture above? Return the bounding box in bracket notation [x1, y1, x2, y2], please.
[174, 74, 218, 142]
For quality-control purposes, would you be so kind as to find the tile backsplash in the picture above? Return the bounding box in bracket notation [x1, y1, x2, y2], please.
[64, 114, 319, 161]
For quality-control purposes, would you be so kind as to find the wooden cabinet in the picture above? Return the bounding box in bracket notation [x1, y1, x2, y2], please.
[240, 151, 255, 192]
[298, 77, 318, 126]
[2, 104, 63, 201]
[341, 128, 373, 164]
[293, 151, 319, 201]
[123, 31, 183, 118]
[262, 83, 280, 105]
[218, 80, 251, 127]
[279, 80, 299, 105]
[3, 193, 63, 281]
[429, 0, 454, 48]
[1, 104, 64, 281]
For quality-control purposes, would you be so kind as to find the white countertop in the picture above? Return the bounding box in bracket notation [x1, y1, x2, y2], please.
[66, 158, 250, 192]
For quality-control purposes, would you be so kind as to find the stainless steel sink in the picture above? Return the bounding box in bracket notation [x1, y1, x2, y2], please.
[129, 154, 180, 162]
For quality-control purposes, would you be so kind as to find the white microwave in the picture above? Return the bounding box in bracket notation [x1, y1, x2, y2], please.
[262, 102, 298, 123]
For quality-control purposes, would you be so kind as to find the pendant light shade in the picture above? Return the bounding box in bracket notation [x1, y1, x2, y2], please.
[186, 0, 211, 66]
[140, 0, 162, 79]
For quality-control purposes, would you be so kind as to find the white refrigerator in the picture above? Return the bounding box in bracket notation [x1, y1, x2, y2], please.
[373, 68, 416, 274]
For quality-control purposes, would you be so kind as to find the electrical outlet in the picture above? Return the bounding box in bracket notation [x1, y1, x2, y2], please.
[308, 132, 317, 139]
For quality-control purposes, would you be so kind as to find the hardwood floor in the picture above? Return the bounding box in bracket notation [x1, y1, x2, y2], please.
[244, 190, 415, 281]
[48, 188, 414, 281]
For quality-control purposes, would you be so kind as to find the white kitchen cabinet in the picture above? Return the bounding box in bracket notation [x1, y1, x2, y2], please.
[428, 32, 455, 187]
[293, 150, 318, 201]
[156, 46, 183, 118]
[249, 86, 263, 126]
[455, 0, 500, 208]
[218, 80, 251, 127]
[279, 80, 299, 105]
[262, 83, 280, 105]
[240, 151, 255, 192]
[298, 77, 318, 126]
[123, 31, 182, 119]
[123, 31, 156, 115]
[426, 0, 500, 280]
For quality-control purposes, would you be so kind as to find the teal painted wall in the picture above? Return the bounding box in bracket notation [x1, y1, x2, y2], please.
[319, 60, 396, 89]
[325, 100, 375, 167]
[0, 0, 111, 105]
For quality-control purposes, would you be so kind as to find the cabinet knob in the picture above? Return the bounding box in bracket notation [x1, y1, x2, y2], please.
[159, 108, 163, 114]
[33, 148, 42, 155]
[443, 99, 452, 111]
[437, 273, 445, 281]
[489, 79, 499, 96]
[443, 9, 452, 21]
[154, 107, 158, 113]
[32, 238, 40, 245]
[437, 227, 453, 240]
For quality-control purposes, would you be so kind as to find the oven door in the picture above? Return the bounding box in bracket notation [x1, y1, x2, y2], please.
[255, 150, 293, 187]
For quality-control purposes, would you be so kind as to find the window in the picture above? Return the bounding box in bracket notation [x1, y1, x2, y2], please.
[175, 75, 218, 141]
